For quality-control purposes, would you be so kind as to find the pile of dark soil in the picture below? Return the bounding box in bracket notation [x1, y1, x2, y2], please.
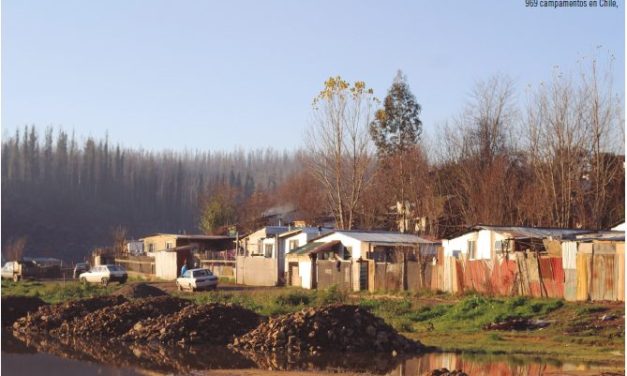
[13, 295, 126, 333]
[427, 368, 468, 376]
[122, 302, 262, 345]
[65, 296, 190, 339]
[1, 296, 48, 326]
[231, 304, 423, 354]
[114, 283, 168, 299]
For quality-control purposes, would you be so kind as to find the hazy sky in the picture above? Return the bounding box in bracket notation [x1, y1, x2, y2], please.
[2, 1, 624, 151]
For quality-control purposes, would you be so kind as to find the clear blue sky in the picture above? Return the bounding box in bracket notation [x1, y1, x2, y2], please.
[2, 1, 624, 151]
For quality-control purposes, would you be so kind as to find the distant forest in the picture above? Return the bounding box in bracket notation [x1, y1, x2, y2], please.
[1, 126, 298, 261]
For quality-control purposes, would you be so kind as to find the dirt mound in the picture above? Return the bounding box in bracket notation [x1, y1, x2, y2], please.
[122, 302, 262, 345]
[2, 296, 48, 326]
[13, 295, 126, 333]
[114, 283, 168, 298]
[231, 304, 423, 354]
[64, 296, 191, 339]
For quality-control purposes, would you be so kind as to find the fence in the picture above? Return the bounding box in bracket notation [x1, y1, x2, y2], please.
[115, 255, 155, 275]
[368, 241, 624, 302]
[235, 256, 278, 286]
[316, 260, 353, 290]
[199, 260, 235, 278]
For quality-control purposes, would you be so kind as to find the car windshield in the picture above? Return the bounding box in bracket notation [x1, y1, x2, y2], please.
[108, 265, 123, 271]
[192, 270, 209, 277]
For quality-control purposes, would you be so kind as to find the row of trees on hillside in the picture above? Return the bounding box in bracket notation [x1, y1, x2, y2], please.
[1, 131, 297, 259]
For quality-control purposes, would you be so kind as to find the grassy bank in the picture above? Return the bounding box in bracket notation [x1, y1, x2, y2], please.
[2, 280, 623, 363]
[1, 279, 116, 304]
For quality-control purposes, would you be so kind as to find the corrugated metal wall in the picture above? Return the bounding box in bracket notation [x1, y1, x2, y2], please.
[361, 240, 624, 302]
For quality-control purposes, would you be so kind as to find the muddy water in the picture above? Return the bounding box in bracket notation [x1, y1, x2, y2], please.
[1, 330, 618, 376]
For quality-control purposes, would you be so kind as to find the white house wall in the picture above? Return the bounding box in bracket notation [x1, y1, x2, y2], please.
[298, 258, 312, 289]
[313, 233, 364, 260]
[443, 230, 506, 260]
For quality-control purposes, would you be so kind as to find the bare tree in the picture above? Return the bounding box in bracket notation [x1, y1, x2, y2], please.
[524, 54, 623, 229]
[441, 75, 520, 226]
[305, 77, 377, 229]
[112, 226, 128, 255]
[3, 237, 27, 261]
[580, 55, 624, 228]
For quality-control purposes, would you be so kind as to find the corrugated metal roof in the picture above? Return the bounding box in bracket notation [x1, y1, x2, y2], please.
[278, 227, 333, 238]
[241, 226, 290, 240]
[313, 230, 435, 244]
[141, 233, 235, 240]
[574, 231, 625, 242]
[472, 225, 590, 240]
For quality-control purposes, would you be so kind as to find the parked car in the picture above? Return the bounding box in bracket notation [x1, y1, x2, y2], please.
[1, 262, 19, 281]
[79, 264, 127, 286]
[1, 259, 61, 282]
[176, 268, 218, 292]
[73, 262, 90, 279]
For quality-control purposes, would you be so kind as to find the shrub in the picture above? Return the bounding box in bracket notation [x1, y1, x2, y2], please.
[317, 285, 348, 305]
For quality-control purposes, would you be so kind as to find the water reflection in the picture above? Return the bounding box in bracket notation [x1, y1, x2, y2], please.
[3, 329, 618, 376]
[8, 330, 255, 374]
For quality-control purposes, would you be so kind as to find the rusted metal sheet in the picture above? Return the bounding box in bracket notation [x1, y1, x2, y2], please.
[490, 258, 517, 296]
[616, 245, 624, 301]
[594, 242, 616, 254]
[576, 253, 590, 301]
[462, 260, 491, 293]
[590, 255, 615, 301]
[454, 259, 464, 293]
[525, 255, 543, 298]
[564, 269, 577, 301]
[539, 257, 564, 298]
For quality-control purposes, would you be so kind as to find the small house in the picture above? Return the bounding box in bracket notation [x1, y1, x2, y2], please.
[442, 225, 590, 260]
[286, 230, 438, 291]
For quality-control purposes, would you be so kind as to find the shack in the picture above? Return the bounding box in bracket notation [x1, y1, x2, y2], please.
[235, 226, 289, 286]
[289, 230, 438, 292]
[442, 225, 590, 260]
[142, 233, 235, 254]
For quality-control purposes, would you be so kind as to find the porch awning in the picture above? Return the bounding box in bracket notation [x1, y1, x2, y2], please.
[287, 240, 342, 255]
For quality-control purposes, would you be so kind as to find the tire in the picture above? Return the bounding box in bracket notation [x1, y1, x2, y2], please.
[80, 277, 87, 285]
[101, 278, 109, 287]
[119, 278, 127, 285]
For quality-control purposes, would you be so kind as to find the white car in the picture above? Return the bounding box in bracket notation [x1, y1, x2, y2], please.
[176, 268, 218, 292]
[79, 264, 127, 286]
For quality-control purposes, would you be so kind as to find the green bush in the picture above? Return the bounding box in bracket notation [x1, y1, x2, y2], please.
[275, 290, 313, 306]
[317, 285, 348, 305]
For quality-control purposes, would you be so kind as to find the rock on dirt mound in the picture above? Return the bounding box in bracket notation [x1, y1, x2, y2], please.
[64, 296, 191, 339]
[13, 295, 126, 333]
[231, 304, 423, 354]
[122, 303, 262, 345]
[2, 296, 48, 326]
[114, 283, 168, 299]
[426, 369, 468, 376]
